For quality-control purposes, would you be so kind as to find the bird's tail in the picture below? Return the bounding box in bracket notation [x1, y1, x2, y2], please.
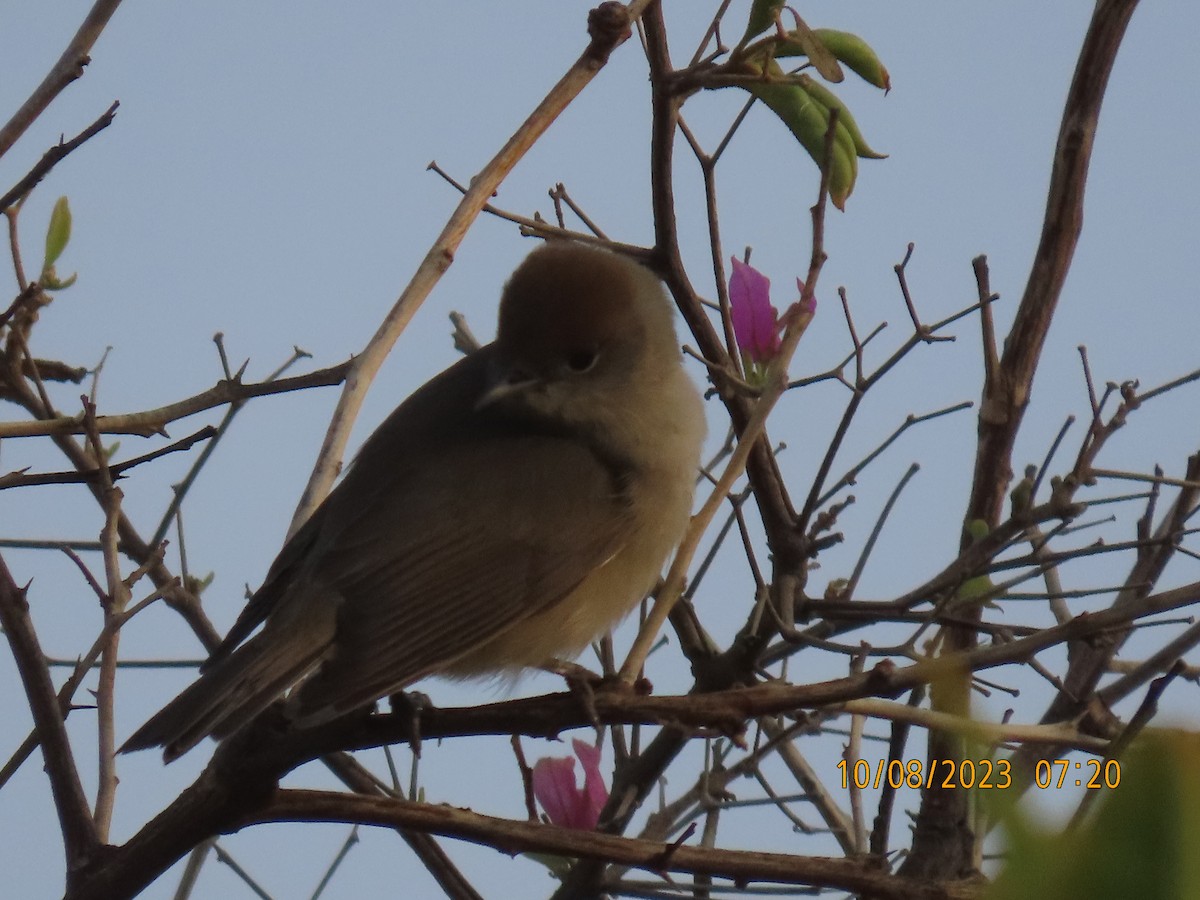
[120, 628, 328, 762]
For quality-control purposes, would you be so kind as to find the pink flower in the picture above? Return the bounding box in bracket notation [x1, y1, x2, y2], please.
[531, 739, 608, 830]
[729, 257, 780, 364]
[729, 257, 817, 383]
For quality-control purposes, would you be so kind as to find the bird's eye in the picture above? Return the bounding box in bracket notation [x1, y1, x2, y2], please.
[566, 349, 598, 373]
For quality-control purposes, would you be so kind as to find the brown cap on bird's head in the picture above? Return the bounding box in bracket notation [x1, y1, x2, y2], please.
[494, 242, 680, 389]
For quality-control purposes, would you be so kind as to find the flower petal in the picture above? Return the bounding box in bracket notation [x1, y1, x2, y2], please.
[572, 739, 608, 827]
[730, 257, 780, 362]
[532, 756, 583, 829]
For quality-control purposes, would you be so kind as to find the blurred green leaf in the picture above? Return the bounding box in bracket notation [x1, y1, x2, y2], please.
[741, 0, 784, 44]
[43, 196, 72, 270]
[185, 571, 215, 595]
[989, 731, 1200, 900]
[966, 519, 990, 542]
[41, 196, 78, 290]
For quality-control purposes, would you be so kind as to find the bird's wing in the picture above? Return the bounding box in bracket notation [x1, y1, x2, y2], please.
[201, 508, 326, 670]
[290, 431, 632, 721]
[206, 348, 503, 670]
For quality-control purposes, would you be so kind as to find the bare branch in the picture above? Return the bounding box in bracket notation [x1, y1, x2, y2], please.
[0, 362, 350, 438]
[0, 553, 99, 880]
[0, 0, 124, 160]
[0, 102, 119, 214]
[254, 790, 980, 900]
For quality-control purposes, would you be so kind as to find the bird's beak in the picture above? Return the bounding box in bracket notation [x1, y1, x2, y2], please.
[476, 370, 539, 411]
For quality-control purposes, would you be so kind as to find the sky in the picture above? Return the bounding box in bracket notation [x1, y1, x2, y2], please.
[2, 2, 1199, 898]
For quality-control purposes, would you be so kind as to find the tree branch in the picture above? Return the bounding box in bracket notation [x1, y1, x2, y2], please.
[907, 0, 1143, 879]
[0, 553, 99, 883]
[251, 789, 980, 900]
[0, 362, 349, 438]
[0, 0, 124, 161]
[0, 102, 119, 215]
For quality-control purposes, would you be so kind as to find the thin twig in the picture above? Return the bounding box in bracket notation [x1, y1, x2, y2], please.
[80, 397, 127, 843]
[548, 183, 608, 239]
[0, 102, 119, 214]
[1067, 660, 1185, 830]
[817, 402, 972, 507]
[149, 344, 311, 546]
[0, 582, 170, 790]
[511, 735, 539, 822]
[0, 426, 216, 489]
[844, 464, 920, 601]
[309, 826, 361, 900]
[0, 362, 349, 438]
[0, 0, 124, 160]
[172, 839, 215, 900]
[211, 843, 273, 900]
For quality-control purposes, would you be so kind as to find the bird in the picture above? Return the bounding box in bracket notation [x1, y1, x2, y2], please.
[121, 241, 706, 761]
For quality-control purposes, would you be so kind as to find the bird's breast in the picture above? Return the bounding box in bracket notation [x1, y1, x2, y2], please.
[448, 466, 694, 674]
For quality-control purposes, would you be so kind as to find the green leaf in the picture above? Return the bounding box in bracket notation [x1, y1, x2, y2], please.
[989, 731, 1200, 900]
[955, 519, 996, 606]
[965, 518, 990, 542]
[741, 0, 784, 44]
[43, 196, 72, 270]
[783, 14, 843, 83]
[735, 62, 857, 208]
[42, 271, 78, 291]
[1009, 466, 1036, 515]
[956, 573, 996, 606]
[185, 571, 215, 595]
[41, 196, 78, 290]
[770, 29, 892, 92]
[797, 74, 887, 159]
[810, 29, 891, 91]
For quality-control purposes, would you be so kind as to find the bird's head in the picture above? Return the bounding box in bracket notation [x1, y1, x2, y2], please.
[481, 242, 681, 426]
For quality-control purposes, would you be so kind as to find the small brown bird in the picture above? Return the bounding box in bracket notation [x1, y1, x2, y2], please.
[122, 241, 706, 761]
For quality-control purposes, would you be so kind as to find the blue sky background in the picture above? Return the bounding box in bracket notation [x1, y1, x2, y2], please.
[3, 2, 1198, 897]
